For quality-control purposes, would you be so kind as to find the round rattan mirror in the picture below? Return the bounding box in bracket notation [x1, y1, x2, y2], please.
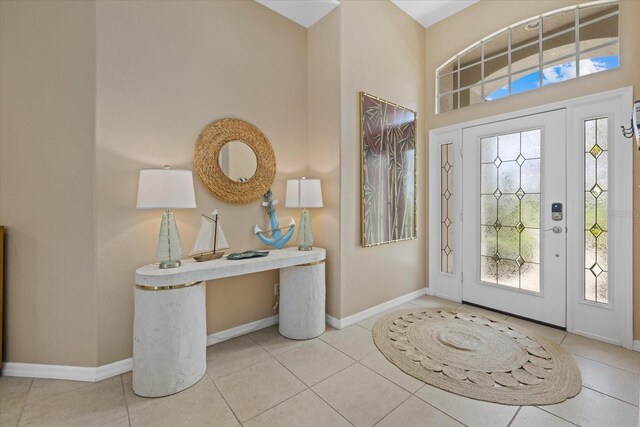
[194, 118, 276, 204]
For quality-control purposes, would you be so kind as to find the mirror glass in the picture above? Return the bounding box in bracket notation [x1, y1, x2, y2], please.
[218, 141, 258, 182]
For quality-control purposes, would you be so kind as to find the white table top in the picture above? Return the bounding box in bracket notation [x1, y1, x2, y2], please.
[135, 247, 326, 286]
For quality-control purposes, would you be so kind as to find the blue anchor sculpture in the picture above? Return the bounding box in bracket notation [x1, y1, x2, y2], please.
[254, 189, 295, 249]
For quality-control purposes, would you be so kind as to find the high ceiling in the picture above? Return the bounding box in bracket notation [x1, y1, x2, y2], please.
[390, 0, 479, 29]
[255, 0, 478, 29]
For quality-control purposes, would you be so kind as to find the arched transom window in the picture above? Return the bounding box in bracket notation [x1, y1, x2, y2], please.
[436, 1, 619, 114]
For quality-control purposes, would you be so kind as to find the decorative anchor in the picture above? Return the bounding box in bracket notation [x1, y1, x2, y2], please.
[254, 189, 295, 249]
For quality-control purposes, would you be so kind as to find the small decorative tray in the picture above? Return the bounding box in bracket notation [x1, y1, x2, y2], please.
[226, 250, 270, 260]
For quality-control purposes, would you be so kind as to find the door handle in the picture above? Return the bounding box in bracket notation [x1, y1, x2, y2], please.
[544, 226, 563, 234]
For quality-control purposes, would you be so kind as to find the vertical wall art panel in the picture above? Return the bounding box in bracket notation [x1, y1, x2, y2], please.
[441, 143, 454, 273]
[361, 92, 417, 247]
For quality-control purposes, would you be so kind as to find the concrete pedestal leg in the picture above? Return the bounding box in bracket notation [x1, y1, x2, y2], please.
[279, 261, 326, 339]
[132, 281, 206, 397]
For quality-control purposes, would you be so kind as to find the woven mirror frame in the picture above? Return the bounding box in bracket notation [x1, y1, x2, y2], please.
[194, 118, 276, 204]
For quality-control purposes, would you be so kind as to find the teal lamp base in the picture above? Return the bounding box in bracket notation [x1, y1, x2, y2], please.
[156, 211, 184, 269]
[297, 209, 313, 251]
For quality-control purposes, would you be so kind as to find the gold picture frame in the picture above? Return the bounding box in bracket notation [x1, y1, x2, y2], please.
[360, 92, 417, 247]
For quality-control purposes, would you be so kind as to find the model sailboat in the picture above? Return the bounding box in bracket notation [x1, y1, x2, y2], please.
[191, 209, 230, 262]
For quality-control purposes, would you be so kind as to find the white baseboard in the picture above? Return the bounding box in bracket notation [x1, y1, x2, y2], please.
[2, 358, 133, 382]
[325, 288, 427, 329]
[2, 290, 432, 382]
[206, 314, 279, 346]
[2, 314, 280, 382]
[634, 340, 640, 352]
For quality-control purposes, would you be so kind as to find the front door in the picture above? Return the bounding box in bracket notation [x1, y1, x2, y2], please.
[461, 110, 566, 327]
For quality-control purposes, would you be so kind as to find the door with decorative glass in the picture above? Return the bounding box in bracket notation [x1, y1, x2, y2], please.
[461, 110, 567, 326]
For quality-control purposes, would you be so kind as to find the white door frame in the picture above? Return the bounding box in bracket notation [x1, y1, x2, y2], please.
[428, 87, 633, 349]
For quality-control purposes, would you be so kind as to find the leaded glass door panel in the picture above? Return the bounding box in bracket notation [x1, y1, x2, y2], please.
[462, 110, 566, 327]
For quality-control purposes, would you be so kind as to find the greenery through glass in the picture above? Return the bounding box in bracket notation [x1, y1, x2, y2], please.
[584, 118, 609, 303]
[480, 130, 541, 292]
[441, 143, 454, 273]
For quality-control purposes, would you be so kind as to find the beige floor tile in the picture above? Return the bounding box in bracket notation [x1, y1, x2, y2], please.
[457, 304, 508, 320]
[18, 376, 127, 427]
[319, 325, 378, 360]
[123, 371, 210, 415]
[214, 358, 306, 422]
[356, 303, 418, 331]
[415, 384, 518, 427]
[510, 406, 574, 427]
[248, 325, 305, 356]
[25, 378, 92, 406]
[312, 363, 410, 427]
[101, 416, 130, 427]
[0, 408, 22, 427]
[573, 355, 639, 405]
[360, 352, 424, 393]
[561, 333, 640, 374]
[376, 395, 463, 427]
[206, 335, 272, 379]
[504, 316, 567, 344]
[409, 295, 461, 309]
[275, 339, 355, 386]
[0, 377, 32, 415]
[129, 377, 238, 427]
[542, 386, 638, 427]
[243, 389, 350, 427]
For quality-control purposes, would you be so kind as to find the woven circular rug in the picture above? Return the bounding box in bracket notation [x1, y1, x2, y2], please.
[372, 307, 581, 405]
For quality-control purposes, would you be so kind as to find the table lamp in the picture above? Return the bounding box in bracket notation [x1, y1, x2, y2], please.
[285, 177, 323, 251]
[137, 166, 197, 268]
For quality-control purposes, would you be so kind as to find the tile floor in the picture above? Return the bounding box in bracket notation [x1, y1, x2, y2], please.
[1, 295, 639, 427]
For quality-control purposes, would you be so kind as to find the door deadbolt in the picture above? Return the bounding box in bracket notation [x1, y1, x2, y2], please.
[551, 203, 563, 221]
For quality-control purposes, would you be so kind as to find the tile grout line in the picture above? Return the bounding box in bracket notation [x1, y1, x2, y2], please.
[410, 385, 470, 427]
[411, 384, 472, 427]
[214, 341, 314, 425]
[119, 374, 132, 427]
[317, 330, 376, 363]
[302, 364, 359, 427]
[243, 326, 357, 425]
[506, 406, 522, 427]
[565, 351, 640, 375]
[207, 371, 243, 426]
[15, 378, 34, 426]
[535, 405, 582, 426]
[580, 384, 639, 407]
[239, 386, 310, 426]
[206, 338, 277, 382]
[559, 333, 568, 346]
[371, 392, 413, 427]
[306, 389, 355, 427]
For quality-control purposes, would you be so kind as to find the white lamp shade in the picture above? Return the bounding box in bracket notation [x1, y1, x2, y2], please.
[285, 178, 323, 208]
[136, 168, 197, 209]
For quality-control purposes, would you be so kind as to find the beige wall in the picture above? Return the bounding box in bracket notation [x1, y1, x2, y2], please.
[308, 8, 343, 318]
[339, 0, 427, 317]
[424, 0, 640, 338]
[0, 0, 98, 366]
[3, 0, 634, 368]
[94, 0, 308, 364]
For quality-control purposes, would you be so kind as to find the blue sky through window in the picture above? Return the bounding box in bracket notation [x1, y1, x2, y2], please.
[486, 56, 619, 101]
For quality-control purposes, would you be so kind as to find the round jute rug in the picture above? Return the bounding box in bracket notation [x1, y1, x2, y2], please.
[372, 307, 581, 405]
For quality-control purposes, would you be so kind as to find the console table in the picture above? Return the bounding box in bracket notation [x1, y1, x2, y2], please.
[133, 247, 326, 397]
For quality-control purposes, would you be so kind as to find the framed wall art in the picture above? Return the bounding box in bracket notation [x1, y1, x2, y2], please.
[360, 92, 417, 247]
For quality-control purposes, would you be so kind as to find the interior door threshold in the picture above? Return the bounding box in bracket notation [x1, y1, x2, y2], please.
[461, 301, 566, 331]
